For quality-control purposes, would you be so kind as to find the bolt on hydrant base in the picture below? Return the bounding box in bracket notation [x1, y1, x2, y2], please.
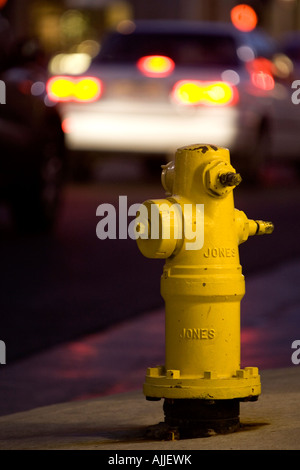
[135, 144, 274, 439]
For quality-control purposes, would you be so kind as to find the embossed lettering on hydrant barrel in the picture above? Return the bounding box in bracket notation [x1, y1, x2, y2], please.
[180, 328, 216, 340]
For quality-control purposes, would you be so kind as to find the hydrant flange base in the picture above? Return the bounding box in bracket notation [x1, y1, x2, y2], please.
[144, 366, 261, 400]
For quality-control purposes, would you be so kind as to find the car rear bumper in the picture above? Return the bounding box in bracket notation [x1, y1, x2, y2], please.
[60, 104, 251, 155]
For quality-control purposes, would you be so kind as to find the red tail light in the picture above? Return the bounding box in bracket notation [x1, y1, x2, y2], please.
[246, 58, 275, 91]
[137, 55, 175, 77]
[172, 80, 238, 106]
[47, 76, 103, 103]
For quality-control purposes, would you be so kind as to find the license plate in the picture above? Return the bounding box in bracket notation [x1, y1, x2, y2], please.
[108, 79, 165, 99]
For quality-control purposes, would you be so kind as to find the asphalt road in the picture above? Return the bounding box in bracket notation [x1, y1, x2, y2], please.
[1, 158, 299, 363]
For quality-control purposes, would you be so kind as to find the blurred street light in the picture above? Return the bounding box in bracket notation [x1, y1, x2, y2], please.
[231, 4, 258, 32]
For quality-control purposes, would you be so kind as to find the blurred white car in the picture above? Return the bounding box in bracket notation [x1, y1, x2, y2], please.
[47, 20, 299, 179]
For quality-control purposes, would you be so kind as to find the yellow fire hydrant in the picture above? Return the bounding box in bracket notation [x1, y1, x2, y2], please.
[135, 144, 274, 438]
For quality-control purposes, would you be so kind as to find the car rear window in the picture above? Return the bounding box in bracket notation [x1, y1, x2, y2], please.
[96, 32, 240, 68]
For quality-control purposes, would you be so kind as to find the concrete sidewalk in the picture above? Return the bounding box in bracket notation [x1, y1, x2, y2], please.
[0, 258, 300, 449]
[0, 368, 299, 450]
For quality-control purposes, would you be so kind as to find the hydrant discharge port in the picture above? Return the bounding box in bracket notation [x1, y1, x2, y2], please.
[135, 144, 274, 439]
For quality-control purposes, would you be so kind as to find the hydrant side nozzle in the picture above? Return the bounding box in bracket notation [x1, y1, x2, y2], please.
[247, 219, 274, 237]
[255, 220, 275, 235]
[235, 210, 274, 244]
[135, 199, 181, 259]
